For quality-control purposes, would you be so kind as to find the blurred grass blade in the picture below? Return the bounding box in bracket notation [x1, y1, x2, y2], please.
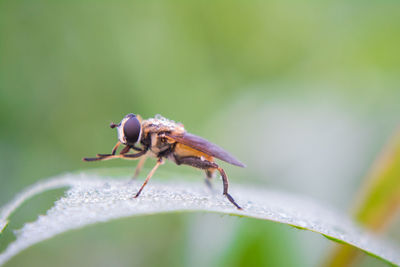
[326, 127, 400, 267]
[1, 173, 400, 266]
[354, 128, 400, 229]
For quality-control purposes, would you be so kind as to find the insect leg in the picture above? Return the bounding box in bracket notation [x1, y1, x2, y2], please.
[112, 141, 121, 155]
[216, 167, 242, 210]
[83, 150, 146, 162]
[119, 145, 131, 154]
[96, 142, 123, 157]
[131, 146, 143, 152]
[204, 170, 214, 190]
[175, 156, 242, 209]
[134, 158, 163, 198]
[98, 145, 130, 157]
[132, 155, 148, 179]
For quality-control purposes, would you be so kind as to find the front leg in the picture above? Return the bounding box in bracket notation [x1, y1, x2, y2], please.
[83, 150, 146, 162]
[112, 141, 121, 155]
[97, 145, 130, 157]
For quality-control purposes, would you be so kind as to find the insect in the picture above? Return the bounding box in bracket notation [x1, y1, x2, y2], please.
[83, 114, 245, 209]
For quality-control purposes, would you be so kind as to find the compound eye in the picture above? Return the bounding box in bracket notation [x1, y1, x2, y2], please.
[123, 116, 141, 144]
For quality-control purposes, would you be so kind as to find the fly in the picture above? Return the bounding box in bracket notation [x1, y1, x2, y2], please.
[83, 114, 245, 209]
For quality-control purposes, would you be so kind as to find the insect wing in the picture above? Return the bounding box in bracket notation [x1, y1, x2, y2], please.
[166, 132, 245, 167]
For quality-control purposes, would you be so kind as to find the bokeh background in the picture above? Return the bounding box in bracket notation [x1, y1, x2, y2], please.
[1, 1, 400, 266]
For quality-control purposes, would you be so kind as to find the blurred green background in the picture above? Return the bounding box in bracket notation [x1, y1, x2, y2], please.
[1, 1, 400, 266]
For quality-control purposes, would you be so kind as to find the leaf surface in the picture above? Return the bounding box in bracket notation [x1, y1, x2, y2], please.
[0, 173, 399, 266]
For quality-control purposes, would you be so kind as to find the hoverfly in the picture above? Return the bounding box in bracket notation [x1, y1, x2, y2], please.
[83, 114, 245, 209]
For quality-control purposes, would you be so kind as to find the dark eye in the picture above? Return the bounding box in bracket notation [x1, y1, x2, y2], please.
[123, 116, 141, 144]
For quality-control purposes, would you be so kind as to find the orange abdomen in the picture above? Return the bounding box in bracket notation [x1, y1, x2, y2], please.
[174, 143, 214, 162]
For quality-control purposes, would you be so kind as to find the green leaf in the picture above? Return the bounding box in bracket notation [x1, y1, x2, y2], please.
[1, 172, 400, 266]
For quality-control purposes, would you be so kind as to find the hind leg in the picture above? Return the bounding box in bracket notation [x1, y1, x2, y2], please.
[175, 156, 242, 209]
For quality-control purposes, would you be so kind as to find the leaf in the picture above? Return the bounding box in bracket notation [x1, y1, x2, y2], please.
[1, 173, 400, 266]
[326, 128, 400, 266]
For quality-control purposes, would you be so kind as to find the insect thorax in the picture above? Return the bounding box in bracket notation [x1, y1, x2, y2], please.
[140, 115, 185, 157]
[142, 114, 185, 135]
